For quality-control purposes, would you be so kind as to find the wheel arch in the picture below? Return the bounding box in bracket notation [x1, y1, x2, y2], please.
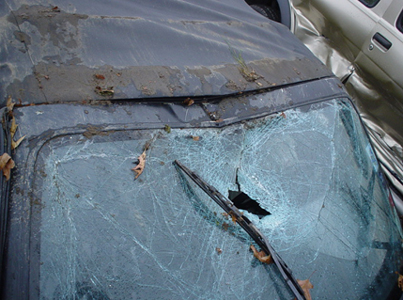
[245, 0, 292, 29]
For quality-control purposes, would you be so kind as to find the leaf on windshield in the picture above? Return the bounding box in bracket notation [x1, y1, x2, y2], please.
[229, 211, 237, 224]
[297, 279, 314, 300]
[397, 272, 403, 291]
[250, 245, 273, 264]
[0, 153, 15, 181]
[131, 150, 147, 179]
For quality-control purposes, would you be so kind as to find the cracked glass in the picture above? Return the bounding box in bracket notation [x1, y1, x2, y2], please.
[32, 99, 401, 299]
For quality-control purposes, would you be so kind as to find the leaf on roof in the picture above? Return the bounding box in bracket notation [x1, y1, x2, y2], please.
[94, 74, 105, 80]
[95, 86, 114, 96]
[0, 153, 15, 181]
[250, 244, 273, 264]
[297, 279, 314, 300]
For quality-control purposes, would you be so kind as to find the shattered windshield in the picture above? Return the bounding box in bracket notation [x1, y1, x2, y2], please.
[32, 99, 401, 299]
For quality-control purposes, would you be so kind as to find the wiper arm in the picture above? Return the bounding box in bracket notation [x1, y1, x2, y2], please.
[174, 160, 306, 300]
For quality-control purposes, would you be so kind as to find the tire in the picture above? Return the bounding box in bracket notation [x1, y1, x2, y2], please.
[250, 4, 281, 23]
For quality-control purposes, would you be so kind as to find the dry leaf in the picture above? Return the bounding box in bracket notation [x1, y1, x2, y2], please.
[229, 211, 237, 224]
[12, 135, 26, 150]
[94, 74, 105, 80]
[397, 272, 403, 291]
[131, 150, 146, 179]
[52, 6, 60, 12]
[6, 96, 15, 112]
[297, 279, 314, 300]
[250, 245, 273, 264]
[192, 136, 200, 141]
[215, 247, 222, 254]
[0, 153, 15, 181]
[95, 86, 114, 96]
[183, 98, 194, 106]
[10, 116, 17, 138]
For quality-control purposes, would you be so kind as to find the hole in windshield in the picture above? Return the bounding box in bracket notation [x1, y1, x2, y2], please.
[228, 190, 271, 218]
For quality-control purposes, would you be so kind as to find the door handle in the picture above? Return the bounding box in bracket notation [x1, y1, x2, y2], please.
[372, 32, 392, 50]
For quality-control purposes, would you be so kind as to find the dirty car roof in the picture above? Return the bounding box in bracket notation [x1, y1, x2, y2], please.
[0, 0, 332, 106]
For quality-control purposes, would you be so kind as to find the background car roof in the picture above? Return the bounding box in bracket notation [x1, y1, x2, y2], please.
[0, 0, 332, 106]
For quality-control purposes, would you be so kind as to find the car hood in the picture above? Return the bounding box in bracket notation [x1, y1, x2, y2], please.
[0, 0, 331, 106]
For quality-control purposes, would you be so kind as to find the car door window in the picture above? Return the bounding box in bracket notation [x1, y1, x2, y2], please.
[397, 9, 403, 33]
[359, 0, 381, 8]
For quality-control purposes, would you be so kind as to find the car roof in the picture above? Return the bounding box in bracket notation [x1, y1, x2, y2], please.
[0, 0, 332, 106]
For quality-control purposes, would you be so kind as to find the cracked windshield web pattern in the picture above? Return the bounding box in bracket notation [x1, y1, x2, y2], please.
[35, 99, 399, 299]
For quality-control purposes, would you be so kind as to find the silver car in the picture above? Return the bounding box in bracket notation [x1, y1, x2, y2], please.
[291, 0, 403, 102]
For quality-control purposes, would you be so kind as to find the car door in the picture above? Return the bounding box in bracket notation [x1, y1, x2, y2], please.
[357, 1, 403, 99]
[308, 0, 385, 58]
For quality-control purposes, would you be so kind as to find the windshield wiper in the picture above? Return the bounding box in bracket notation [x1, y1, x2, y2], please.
[174, 160, 307, 300]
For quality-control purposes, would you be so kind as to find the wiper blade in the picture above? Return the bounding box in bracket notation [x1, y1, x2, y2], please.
[174, 160, 306, 300]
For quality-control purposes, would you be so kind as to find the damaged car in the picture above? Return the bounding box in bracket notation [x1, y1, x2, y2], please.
[0, 0, 402, 299]
[291, 0, 403, 100]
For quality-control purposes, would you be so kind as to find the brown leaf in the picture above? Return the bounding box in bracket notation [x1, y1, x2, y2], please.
[192, 136, 200, 141]
[0, 153, 15, 181]
[183, 98, 194, 106]
[297, 279, 314, 300]
[12, 135, 26, 150]
[52, 6, 60, 12]
[250, 245, 273, 264]
[131, 150, 146, 179]
[6, 96, 15, 112]
[229, 211, 237, 224]
[94, 74, 105, 80]
[397, 272, 403, 291]
[215, 247, 222, 254]
[10, 116, 17, 138]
